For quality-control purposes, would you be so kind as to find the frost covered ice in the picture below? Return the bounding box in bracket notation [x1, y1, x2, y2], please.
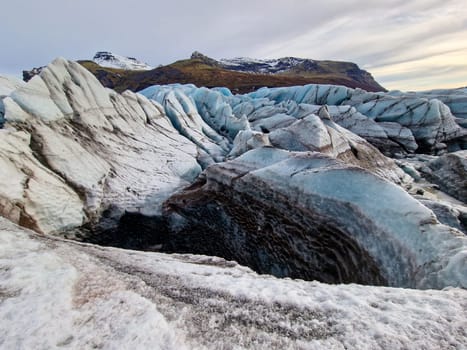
[140, 84, 408, 183]
[389, 87, 467, 122]
[0, 59, 202, 232]
[166, 148, 467, 290]
[249, 84, 465, 152]
[0, 76, 26, 127]
[1, 218, 466, 349]
[141, 82, 466, 157]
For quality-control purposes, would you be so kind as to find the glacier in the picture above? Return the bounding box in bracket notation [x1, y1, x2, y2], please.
[164, 148, 466, 289]
[0, 76, 26, 128]
[389, 87, 467, 122]
[249, 85, 466, 153]
[1, 58, 202, 233]
[141, 82, 466, 156]
[0, 57, 466, 349]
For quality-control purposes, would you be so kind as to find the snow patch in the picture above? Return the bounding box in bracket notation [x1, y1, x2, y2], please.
[93, 51, 154, 71]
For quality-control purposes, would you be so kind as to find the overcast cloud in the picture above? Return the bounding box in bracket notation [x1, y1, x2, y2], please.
[1, 0, 466, 90]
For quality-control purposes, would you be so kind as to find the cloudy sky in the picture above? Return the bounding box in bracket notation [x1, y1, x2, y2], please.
[1, 0, 466, 91]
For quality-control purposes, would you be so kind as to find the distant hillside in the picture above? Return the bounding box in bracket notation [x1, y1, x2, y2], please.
[25, 51, 386, 93]
[217, 53, 385, 92]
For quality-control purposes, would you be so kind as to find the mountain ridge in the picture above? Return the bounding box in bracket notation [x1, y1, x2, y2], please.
[23, 51, 386, 93]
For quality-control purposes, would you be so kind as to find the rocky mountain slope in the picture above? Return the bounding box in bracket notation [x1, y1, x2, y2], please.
[1, 58, 467, 348]
[24, 51, 386, 94]
[218, 52, 385, 91]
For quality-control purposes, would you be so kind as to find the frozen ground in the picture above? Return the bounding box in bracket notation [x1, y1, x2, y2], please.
[1, 218, 466, 349]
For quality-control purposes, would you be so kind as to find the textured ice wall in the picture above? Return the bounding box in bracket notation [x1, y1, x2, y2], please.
[165, 148, 467, 289]
[249, 84, 465, 151]
[0, 59, 202, 232]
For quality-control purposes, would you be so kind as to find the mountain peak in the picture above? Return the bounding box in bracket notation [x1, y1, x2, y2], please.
[93, 51, 154, 71]
[190, 51, 221, 67]
[190, 51, 208, 59]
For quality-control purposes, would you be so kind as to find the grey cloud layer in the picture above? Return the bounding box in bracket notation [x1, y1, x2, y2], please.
[1, 0, 466, 90]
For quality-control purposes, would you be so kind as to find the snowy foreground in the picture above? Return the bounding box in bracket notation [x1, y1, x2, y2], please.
[1, 218, 466, 349]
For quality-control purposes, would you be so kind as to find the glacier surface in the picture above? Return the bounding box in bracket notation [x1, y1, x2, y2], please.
[249, 85, 466, 152]
[165, 148, 467, 289]
[1, 218, 466, 349]
[1, 59, 202, 232]
[0, 57, 466, 349]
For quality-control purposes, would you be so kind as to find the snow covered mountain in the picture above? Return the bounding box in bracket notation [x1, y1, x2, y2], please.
[23, 51, 386, 93]
[220, 56, 317, 74]
[195, 51, 386, 92]
[93, 51, 154, 70]
[1, 58, 467, 348]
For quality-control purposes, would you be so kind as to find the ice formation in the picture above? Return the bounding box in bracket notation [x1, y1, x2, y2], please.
[141, 85, 407, 182]
[0, 76, 26, 127]
[419, 150, 467, 202]
[249, 85, 466, 152]
[165, 148, 467, 289]
[389, 87, 467, 122]
[1, 58, 201, 232]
